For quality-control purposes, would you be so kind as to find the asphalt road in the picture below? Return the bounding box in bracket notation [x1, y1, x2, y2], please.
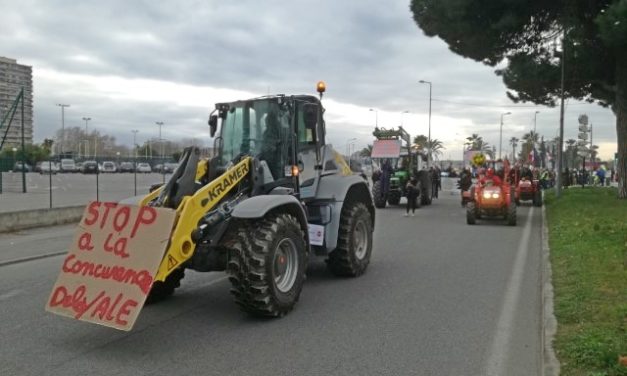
[0, 189, 543, 376]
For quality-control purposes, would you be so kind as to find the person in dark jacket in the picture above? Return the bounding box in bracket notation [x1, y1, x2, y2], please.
[404, 176, 419, 217]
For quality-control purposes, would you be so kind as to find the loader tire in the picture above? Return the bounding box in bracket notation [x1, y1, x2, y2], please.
[372, 180, 386, 208]
[145, 267, 185, 304]
[226, 214, 308, 317]
[327, 201, 373, 277]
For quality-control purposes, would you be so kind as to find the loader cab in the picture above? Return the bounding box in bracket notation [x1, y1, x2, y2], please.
[212, 95, 325, 196]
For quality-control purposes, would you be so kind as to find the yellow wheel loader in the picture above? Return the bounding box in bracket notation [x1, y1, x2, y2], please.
[131, 84, 375, 317]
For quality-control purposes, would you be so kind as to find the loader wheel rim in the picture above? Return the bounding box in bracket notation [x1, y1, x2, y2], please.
[354, 219, 369, 260]
[273, 238, 298, 293]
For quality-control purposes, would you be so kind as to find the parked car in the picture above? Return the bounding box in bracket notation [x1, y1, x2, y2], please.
[40, 161, 58, 174]
[60, 159, 78, 173]
[35, 161, 43, 173]
[101, 161, 117, 173]
[119, 162, 134, 173]
[154, 163, 163, 173]
[136, 163, 152, 173]
[164, 162, 179, 173]
[13, 161, 32, 172]
[81, 160, 99, 174]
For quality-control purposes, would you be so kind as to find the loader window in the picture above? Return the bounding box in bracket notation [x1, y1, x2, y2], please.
[220, 107, 244, 164]
[297, 102, 317, 147]
[219, 99, 294, 182]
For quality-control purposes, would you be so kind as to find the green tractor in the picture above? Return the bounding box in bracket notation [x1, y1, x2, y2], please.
[370, 127, 432, 208]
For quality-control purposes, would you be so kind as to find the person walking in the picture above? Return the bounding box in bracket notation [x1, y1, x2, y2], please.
[404, 176, 420, 217]
[430, 167, 441, 199]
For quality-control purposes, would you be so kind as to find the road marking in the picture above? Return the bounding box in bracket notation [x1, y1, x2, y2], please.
[0, 251, 67, 267]
[0, 289, 22, 301]
[483, 207, 534, 376]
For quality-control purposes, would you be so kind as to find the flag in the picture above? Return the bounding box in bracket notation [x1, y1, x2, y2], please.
[528, 149, 535, 164]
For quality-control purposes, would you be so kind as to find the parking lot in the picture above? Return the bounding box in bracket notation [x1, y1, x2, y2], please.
[0, 172, 171, 212]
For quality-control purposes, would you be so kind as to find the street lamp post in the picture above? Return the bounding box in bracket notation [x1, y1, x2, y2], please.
[400, 110, 409, 127]
[82, 117, 91, 157]
[499, 112, 511, 160]
[132, 130, 139, 158]
[556, 29, 568, 198]
[132, 130, 139, 195]
[155, 121, 164, 159]
[419, 80, 432, 168]
[56, 104, 70, 156]
[346, 138, 357, 170]
[369, 109, 378, 127]
[533, 111, 540, 134]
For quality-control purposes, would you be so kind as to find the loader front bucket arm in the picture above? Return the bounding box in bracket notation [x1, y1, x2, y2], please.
[143, 156, 252, 282]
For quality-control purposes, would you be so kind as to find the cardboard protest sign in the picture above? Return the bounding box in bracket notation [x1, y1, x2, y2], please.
[371, 139, 401, 158]
[46, 202, 176, 331]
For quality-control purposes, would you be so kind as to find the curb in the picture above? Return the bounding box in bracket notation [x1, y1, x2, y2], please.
[0, 206, 84, 233]
[542, 202, 560, 376]
[0, 250, 66, 267]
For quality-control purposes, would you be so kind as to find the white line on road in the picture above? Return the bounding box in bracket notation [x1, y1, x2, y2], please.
[0, 289, 22, 301]
[483, 207, 534, 376]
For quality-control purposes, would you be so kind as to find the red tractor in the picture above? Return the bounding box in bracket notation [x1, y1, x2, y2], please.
[466, 163, 516, 226]
[515, 177, 542, 207]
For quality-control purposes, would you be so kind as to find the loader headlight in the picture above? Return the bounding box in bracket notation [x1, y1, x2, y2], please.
[483, 192, 500, 199]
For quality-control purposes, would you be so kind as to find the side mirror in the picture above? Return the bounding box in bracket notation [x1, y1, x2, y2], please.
[303, 103, 318, 130]
[209, 115, 218, 137]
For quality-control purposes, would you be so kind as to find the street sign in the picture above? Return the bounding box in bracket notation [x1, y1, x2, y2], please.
[578, 132, 588, 140]
[578, 114, 588, 125]
[577, 149, 589, 157]
[578, 124, 589, 132]
[577, 140, 588, 147]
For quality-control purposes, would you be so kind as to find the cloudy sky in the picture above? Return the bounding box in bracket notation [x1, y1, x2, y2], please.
[1, 0, 618, 160]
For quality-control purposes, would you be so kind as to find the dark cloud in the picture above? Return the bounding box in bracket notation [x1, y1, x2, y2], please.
[0, 0, 617, 157]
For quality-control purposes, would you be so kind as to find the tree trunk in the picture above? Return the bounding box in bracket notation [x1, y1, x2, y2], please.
[616, 55, 627, 199]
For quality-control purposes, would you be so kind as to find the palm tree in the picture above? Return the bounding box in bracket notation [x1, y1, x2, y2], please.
[465, 133, 491, 154]
[426, 139, 445, 161]
[509, 137, 519, 161]
[413, 134, 428, 150]
[359, 144, 373, 157]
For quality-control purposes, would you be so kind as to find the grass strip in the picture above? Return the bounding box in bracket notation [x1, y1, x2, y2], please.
[545, 187, 627, 376]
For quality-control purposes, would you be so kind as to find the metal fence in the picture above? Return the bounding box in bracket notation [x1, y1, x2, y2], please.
[0, 156, 177, 213]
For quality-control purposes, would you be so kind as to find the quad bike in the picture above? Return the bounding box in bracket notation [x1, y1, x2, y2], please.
[121, 83, 375, 317]
[457, 172, 473, 207]
[466, 160, 516, 226]
[515, 177, 542, 207]
[370, 127, 431, 208]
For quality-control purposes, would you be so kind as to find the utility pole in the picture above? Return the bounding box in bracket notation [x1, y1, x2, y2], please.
[56, 104, 70, 156]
